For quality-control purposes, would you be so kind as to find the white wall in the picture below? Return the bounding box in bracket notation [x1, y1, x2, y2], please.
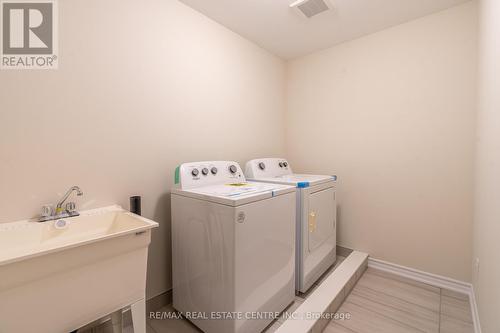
[0, 0, 287, 298]
[473, 0, 500, 331]
[286, 2, 477, 281]
[0, 0, 483, 303]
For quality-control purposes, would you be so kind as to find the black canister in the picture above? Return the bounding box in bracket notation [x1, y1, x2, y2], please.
[130, 196, 142, 216]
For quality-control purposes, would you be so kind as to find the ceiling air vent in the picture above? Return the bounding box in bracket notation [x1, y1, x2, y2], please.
[290, 0, 333, 18]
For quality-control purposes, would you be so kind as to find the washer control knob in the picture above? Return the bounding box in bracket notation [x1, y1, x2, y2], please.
[211, 167, 218, 175]
[283, 162, 288, 167]
[202, 168, 209, 176]
[258, 162, 266, 170]
[229, 165, 238, 174]
[279, 162, 284, 168]
[191, 168, 199, 177]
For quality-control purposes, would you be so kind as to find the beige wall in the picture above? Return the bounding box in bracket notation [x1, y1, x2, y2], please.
[0, 0, 287, 298]
[0, 0, 482, 303]
[473, 0, 500, 330]
[286, 2, 477, 281]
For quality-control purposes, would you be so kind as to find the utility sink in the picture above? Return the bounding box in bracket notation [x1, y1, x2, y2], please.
[0, 205, 158, 333]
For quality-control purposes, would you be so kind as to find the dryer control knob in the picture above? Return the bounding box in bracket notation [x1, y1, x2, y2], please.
[201, 168, 209, 176]
[279, 162, 284, 168]
[258, 162, 266, 170]
[229, 165, 238, 174]
[283, 162, 288, 167]
[191, 168, 199, 177]
[211, 167, 218, 175]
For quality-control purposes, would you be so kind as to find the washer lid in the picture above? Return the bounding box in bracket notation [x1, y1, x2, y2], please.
[171, 181, 295, 206]
[248, 174, 337, 188]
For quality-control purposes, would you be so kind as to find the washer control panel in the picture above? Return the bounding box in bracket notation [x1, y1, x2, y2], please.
[245, 158, 292, 179]
[175, 161, 245, 189]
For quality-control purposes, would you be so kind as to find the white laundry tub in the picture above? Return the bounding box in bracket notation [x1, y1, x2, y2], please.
[0, 205, 158, 333]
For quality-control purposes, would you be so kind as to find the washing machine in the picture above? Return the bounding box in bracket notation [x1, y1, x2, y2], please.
[245, 158, 337, 293]
[171, 161, 296, 333]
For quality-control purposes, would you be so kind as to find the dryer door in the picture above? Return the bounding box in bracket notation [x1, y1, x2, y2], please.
[307, 186, 336, 252]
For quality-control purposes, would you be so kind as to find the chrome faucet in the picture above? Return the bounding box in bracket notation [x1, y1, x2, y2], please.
[55, 186, 83, 214]
[38, 186, 84, 222]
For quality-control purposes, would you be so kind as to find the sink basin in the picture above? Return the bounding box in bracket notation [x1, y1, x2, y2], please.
[0, 205, 158, 266]
[0, 205, 158, 333]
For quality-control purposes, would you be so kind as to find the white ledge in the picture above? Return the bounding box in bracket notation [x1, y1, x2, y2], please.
[275, 251, 369, 333]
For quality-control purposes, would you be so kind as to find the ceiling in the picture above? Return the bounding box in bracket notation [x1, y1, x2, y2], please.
[179, 0, 470, 59]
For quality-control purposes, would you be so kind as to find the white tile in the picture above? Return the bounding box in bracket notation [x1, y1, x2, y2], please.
[329, 288, 345, 313]
[356, 271, 440, 312]
[352, 285, 439, 323]
[335, 301, 424, 333]
[355, 257, 367, 280]
[344, 273, 357, 295]
[311, 316, 330, 333]
[365, 268, 440, 294]
[323, 322, 357, 333]
[345, 292, 439, 332]
[274, 251, 369, 333]
[441, 295, 473, 323]
[440, 314, 474, 333]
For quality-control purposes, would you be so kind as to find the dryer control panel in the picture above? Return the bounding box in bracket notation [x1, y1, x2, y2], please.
[175, 161, 245, 189]
[245, 158, 292, 179]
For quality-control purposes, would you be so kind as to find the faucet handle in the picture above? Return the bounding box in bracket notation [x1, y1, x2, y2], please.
[65, 202, 76, 212]
[41, 205, 53, 217]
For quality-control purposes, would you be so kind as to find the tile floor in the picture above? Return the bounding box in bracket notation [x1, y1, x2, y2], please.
[324, 267, 474, 333]
[263, 256, 346, 332]
[120, 256, 347, 333]
[81, 259, 474, 333]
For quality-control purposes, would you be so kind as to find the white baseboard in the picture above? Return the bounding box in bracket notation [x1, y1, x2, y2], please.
[368, 257, 481, 333]
[469, 286, 482, 333]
